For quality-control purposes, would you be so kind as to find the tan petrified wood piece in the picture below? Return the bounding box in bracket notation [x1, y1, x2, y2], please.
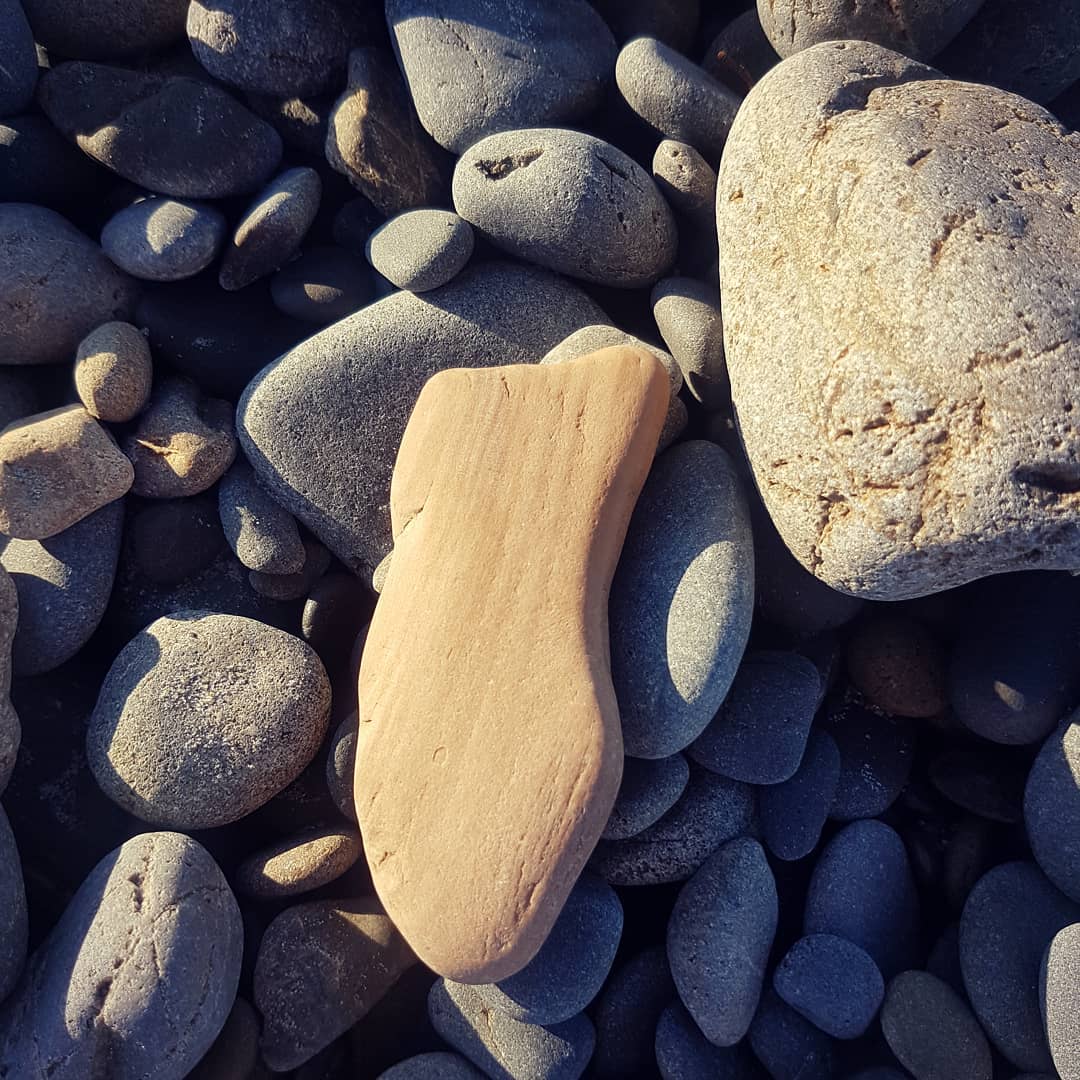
[355, 346, 670, 982]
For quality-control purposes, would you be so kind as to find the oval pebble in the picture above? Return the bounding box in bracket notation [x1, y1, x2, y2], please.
[611, 440, 753, 758]
[366, 209, 474, 294]
[880, 970, 992, 1080]
[236, 826, 363, 899]
[654, 1001, 762, 1080]
[270, 246, 373, 324]
[602, 753, 689, 840]
[377, 1053, 484, 1079]
[87, 610, 331, 829]
[667, 837, 777, 1046]
[326, 712, 358, 822]
[1025, 715, 1080, 903]
[960, 861, 1080, 1072]
[749, 986, 834, 1080]
[453, 128, 676, 289]
[101, 197, 226, 281]
[589, 762, 755, 886]
[1041, 922, 1080, 1080]
[652, 275, 728, 409]
[774, 934, 884, 1040]
[429, 978, 595, 1080]
[651, 139, 718, 278]
[247, 536, 330, 601]
[476, 873, 622, 1026]
[218, 458, 305, 575]
[0, 831, 242, 1080]
[74, 321, 153, 422]
[759, 729, 840, 861]
[805, 819, 921, 980]
[689, 650, 820, 784]
[846, 614, 947, 718]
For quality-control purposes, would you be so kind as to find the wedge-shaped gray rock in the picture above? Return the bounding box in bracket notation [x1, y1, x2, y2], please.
[0, 831, 242, 1080]
[718, 40, 1080, 600]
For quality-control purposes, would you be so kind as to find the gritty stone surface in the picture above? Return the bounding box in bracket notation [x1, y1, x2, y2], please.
[218, 458, 305, 574]
[749, 987, 834, 1080]
[377, 1054, 483, 1080]
[1025, 714, 1080, 903]
[187, 997, 260, 1080]
[718, 40, 1080, 600]
[102, 197, 227, 282]
[601, 753, 689, 840]
[1041, 922, 1080, 1080]
[652, 276, 728, 408]
[654, 1001, 761, 1079]
[236, 826, 363, 898]
[847, 613, 947, 717]
[366, 210, 474, 293]
[74, 321, 153, 422]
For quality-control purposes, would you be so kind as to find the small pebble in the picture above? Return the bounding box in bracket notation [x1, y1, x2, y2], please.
[248, 537, 331, 601]
[652, 276, 728, 409]
[270, 246, 373, 324]
[1041, 922, 1080, 1080]
[218, 458, 306, 574]
[749, 986, 834, 1080]
[130, 493, 224, 586]
[1024, 715, 1080, 903]
[326, 712, 358, 822]
[602, 753, 690, 840]
[654, 1001, 761, 1079]
[236, 826, 363, 899]
[847, 614, 947, 718]
[366, 209, 474, 294]
[651, 139, 719, 277]
[247, 92, 334, 158]
[302, 571, 371, 672]
[101, 197, 227, 281]
[74, 321, 153, 422]
[774, 933, 885, 1040]
[702, 9, 780, 95]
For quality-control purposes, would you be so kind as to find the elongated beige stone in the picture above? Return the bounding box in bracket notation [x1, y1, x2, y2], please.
[355, 346, 669, 982]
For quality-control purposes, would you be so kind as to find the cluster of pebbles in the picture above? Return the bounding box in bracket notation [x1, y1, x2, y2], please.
[0, 0, 1079, 1078]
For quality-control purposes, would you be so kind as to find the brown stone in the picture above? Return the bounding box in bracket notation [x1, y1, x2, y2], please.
[0, 404, 133, 539]
[847, 613, 947, 718]
[0, 567, 18, 794]
[236, 826, 363, 899]
[74, 320, 153, 422]
[355, 346, 669, 982]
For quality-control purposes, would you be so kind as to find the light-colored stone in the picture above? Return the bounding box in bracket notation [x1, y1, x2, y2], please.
[356, 347, 669, 982]
[74, 321, 153, 422]
[236, 826, 363, 898]
[718, 40, 1080, 600]
[0, 405, 133, 539]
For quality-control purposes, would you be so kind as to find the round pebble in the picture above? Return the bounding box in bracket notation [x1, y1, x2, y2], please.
[774, 933, 885, 1040]
[74, 321, 153, 422]
[847, 614, 947, 718]
[667, 837, 777, 1046]
[654, 1001, 761, 1080]
[601, 753, 689, 840]
[130, 493, 224, 587]
[236, 826, 363, 899]
[651, 139, 718, 277]
[87, 610, 331, 829]
[270, 246, 373, 324]
[366, 209, 475, 294]
[218, 458, 305, 575]
[101, 197, 226, 281]
[749, 986, 834, 1080]
[1025, 715, 1080, 903]
[248, 537, 331, 601]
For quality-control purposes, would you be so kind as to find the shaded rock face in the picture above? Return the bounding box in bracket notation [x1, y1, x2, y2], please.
[718, 40, 1080, 600]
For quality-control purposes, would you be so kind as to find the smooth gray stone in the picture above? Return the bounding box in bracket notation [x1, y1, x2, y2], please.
[378, 1053, 483, 1079]
[366, 209, 474, 293]
[654, 1002, 763, 1079]
[759, 729, 840, 861]
[652, 276, 727, 408]
[387, 0, 617, 154]
[602, 754, 689, 840]
[960, 861, 1080, 1072]
[667, 838, 777, 1046]
[1041, 922, 1080, 1080]
[20, 0, 187, 59]
[476, 873, 622, 1025]
[1025, 715, 1080, 903]
[101, 197, 226, 281]
[0, 0, 37, 116]
[611, 440, 754, 759]
[429, 978, 595, 1080]
[0, 831, 242, 1080]
[238, 261, 607, 579]
[1, 501, 123, 677]
[218, 459, 305, 574]
[651, 139, 718, 278]
[0, 203, 138, 366]
[773, 934, 884, 1040]
[325, 713, 357, 822]
[453, 128, 677, 289]
[0, 805, 26, 1005]
[749, 986, 833, 1080]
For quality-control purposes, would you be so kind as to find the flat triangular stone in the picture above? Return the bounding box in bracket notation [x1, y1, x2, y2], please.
[355, 346, 669, 982]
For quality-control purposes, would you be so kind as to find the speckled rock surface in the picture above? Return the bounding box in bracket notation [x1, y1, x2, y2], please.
[718, 40, 1080, 600]
[102, 197, 226, 281]
[366, 210, 474, 293]
[218, 459, 305, 574]
[592, 948, 675, 1077]
[74, 321, 153, 422]
[1025, 714, 1080, 903]
[1042, 922, 1080, 1080]
[236, 826, 363, 898]
[601, 753, 689, 840]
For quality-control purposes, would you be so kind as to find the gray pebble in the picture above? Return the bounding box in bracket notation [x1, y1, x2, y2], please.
[20, 0, 187, 59]
[1, 500, 123, 677]
[1025, 714, 1080, 903]
[130, 493, 224, 587]
[0, 831, 243, 1080]
[378, 1053, 484, 1079]
[0, 203, 137, 366]
[774, 934, 884, 1039]
[689, 650, 820, 784]
[759, 729, 840, 861]
[326, 712, 357, 822]
[302, 571, 372, 672]
[602, 753, 689, 840]
[616, 36, 741, 165]
[101, 197, 226, 281]
[247, 537, 331, 601]
[453, 128, 677, 289]
[652, 276, 727, 408]
[238, 261, 606, 578]
[651, 139, 718, 278]
[0, 0, 36, 117]
[881, 969, 992, 1080]
[477, 873, 622, 1026]
[667, 837, 777, 1045]
[959, 861, 1080, 1072]
[86, 610, 331, 828]
[590, 762, 755, 886]
[1041, 922, 1080, 1080]
[270, 246, 373, 324]
[387, 0, 617, 154]
[702, 9, 780, 95]
[366, 210, 474, 294]
[805, 819, 921, 980]
[0, 567, 17, 794]
[654, 1002, 762, 1079]
[74, 321, 153, 422]
[218, 458, 305, 574]
[219, 166, 321, 291]
[749, 986, 834, 1080]
[611, 440, 754, 758]
[0, 804, 26, 1005]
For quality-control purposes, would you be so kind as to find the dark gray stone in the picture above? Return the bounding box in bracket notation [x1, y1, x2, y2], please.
[271, 246, 373, 325]
[589, 762, 755, 886]
[366, 210, 474, 293]
[611, 441, 754, 759]
[454, 128, 676, 289]
[667, 837, 777, 1045]
[748, 986, 833, 1080]
[0, 370, 38, 431]
[1026, 715, 1080, 903]
[0, 203, 137, 366]
[219, 167, 322, 291]
[20, 0, 187, 59]
[218, 459, 305, 575]
[759, 729, 840, 861]
[246, 91, 332, 157]
[689, 650, 820, 784]
[378, 1053, 483, 1079]
[301, 571, 372, 673]
[0, 567, 18, 794]
[1, 501, 123, 677]
[930, 745, 1026, 823]
[926, 923, 965, 997]
[87, 611, 331, 828]
[187, 996, 259, 1080]
[0, 831, 242, 1080]
[476, 873, 622, 1026]
[238, 261, 607, 579]
[1041, 922, 1080, 1080]
[805, 819, 921, 980]
[429, 978, 595, 1080]
[248, 537, 331, 601]
[0, 0, 36, 116]
[387, 0, 617, 154]
[0, 804, 26, 1004]
[326, 713, 357, 822]
[102, 197, 226, 282]
[654, 1002, 763, 1079]
[702, 9, 780, 95]
[39, 61, 283, 198]
[592, 0, 700, 52]
[960, 861, 1080, 1072]
[652, 276, 728, 408]
[651, 139, 718, 279]
[602, 753, 689, 840]
[130, 493, 223, 587]
[774, 934, 884, 1039]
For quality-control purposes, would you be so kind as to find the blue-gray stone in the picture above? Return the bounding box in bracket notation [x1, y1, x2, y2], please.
[0, 0, 36, 116]
[668, 837, 777, 1046]
[654, 1002, 764, 1079]
[602, 753, 689, 840]
[759, 729, 840, 861]
[611, 440, 754, 759]
[366, 209, 474, 294]
[101, 197, 226, 281]
[218, 459, 305, 575]
[0, 804, 26, 1005]
[377, 1053, 483, 1079]
[749, 986, 834, 1080]
[1025, 715, 1080, 903]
